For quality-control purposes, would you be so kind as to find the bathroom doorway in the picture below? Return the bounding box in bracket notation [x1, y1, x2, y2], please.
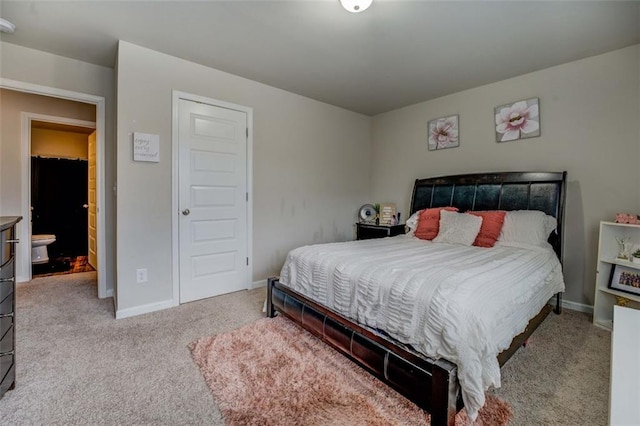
[28, 118, 97, 277]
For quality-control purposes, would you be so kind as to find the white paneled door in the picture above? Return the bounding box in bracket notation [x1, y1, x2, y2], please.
[178, 99, 248, 303]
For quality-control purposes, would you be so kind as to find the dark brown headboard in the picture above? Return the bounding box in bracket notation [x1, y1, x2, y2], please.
[409, 171, 567, 262]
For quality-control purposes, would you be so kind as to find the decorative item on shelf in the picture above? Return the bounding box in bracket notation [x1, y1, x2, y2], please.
[378, 203, 397, 226]
[616, 236, 630, 260]
[615, 213, 640, 225]
[358, 204, 377, 224]
[609, 264, 640, 296]
[632, 249, 640, 264]
[615, 296, 631, 307]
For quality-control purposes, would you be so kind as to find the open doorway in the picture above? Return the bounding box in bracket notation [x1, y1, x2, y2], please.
[29, 119, 97, 277]
[0, 80, 108, 299]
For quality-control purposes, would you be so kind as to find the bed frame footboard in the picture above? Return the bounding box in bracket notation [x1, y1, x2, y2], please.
[267, 277, 558, 424]
[267, 277, 460, 426]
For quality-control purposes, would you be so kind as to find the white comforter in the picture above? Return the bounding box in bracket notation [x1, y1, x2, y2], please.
[279, 235, 564, 420]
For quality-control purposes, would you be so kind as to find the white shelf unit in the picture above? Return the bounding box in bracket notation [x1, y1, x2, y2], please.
[594, 221, 640, 330]
[610, 306, 640, 425]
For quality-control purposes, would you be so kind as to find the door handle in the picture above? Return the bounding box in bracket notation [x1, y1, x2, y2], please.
[83, 204, 89, 209]
[182, 209, 190, 216]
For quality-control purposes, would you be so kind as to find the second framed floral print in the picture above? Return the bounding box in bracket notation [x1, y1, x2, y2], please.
[495, 97, 540, 142]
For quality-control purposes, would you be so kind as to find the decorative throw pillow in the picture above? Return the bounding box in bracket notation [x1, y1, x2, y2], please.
[414, 207, 458, 240]
[497, 210, 558, 247]
[405, 211, 420, 236]
[468, 211, 507, 248]
[433, 210, 483, 246]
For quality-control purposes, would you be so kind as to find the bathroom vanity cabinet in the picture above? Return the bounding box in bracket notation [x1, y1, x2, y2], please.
[0, 216, 21, 399]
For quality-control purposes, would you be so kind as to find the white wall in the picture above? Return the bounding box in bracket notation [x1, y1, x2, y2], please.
[116, 41, 371, 314]
[6, 38, 633, 315]
[31, 128, 89, 160]
[0, 89, 95, 208]
[371, 45, 640, 307]
[0, 41, 116, 295]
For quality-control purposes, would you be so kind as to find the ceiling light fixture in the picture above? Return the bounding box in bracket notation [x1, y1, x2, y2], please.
[0, 18, 15, 33]
[340, 0, 372, 13]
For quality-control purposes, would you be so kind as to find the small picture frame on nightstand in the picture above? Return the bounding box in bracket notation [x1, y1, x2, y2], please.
[378, 203, 396, 226]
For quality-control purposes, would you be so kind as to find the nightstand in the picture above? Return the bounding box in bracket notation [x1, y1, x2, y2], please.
[356, 223, 406, 240]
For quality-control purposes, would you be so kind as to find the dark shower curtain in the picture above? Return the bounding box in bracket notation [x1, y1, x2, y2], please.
[31, 157, 88, 258]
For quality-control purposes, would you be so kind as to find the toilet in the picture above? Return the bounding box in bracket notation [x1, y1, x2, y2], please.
[31, 234, 56, 264]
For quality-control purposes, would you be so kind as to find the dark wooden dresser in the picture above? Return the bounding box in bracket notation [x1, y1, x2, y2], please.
[1, 216, 21, 399]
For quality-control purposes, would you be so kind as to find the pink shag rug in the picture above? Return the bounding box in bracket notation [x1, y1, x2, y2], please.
[189, 316, 512, 426]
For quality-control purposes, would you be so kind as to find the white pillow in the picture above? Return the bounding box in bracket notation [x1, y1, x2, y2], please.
[497, 210, 557, 247]
[405, 211, 420, 236]
[433, 210, 483, 246]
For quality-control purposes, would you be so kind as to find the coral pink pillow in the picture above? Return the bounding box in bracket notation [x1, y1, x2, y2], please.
[414, 207, 458, 240]
[468, 211, 506, 248]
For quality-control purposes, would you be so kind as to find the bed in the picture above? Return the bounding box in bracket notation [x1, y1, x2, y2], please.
[266, 171, 566, 425]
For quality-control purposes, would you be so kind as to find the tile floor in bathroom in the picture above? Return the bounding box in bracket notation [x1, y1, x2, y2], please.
[32, 256, 95, 277]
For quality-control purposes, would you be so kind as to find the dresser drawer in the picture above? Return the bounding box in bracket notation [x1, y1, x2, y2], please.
[0, 317, 12, 343]
[0, 258, 15, 306]
[0, 323, 12, 354]
[0, 352, 13, 387]
[0, 227, 16, 267]
[0, 256, 14, 280]
[0, 362, 14, 398]
[0, 291, 12, 316]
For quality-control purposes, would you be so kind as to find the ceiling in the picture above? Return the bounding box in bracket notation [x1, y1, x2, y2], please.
[1, 1, 639, 116]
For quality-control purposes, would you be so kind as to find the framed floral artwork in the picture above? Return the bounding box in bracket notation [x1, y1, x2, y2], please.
[428, 114, 459, 151]
[495, 97, 540, 142]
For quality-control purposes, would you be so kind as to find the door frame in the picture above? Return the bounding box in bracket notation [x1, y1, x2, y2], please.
[0, 78, 109, 299]
[22, 112, 96, 276]
[171, 91, 253, 306]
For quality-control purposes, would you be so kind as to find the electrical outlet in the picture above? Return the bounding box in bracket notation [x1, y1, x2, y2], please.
[136, 268, 148, 284]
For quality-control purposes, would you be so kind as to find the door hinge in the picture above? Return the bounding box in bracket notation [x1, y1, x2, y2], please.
[246, 192, 249, 202]
[246, 257, 249, 266]
[246, 127, 249, 138]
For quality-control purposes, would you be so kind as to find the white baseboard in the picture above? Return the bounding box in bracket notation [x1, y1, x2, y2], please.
[16, 274, 28, 283]
[562, 300, 593, 314]
[550, 297, 593, 314]
[251, 279, 268, 289]
[115, 299, 175, 319]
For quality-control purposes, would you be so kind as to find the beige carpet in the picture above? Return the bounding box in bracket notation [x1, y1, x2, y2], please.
[490, 308, 611, 425]
[3, 271, 265, 425]
[1, 272, 610, 425]
[189, 316, 511, 425]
